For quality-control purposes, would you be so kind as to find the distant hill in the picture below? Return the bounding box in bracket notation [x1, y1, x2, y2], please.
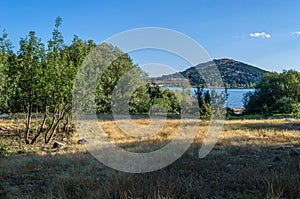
[154, 58, 268, 88]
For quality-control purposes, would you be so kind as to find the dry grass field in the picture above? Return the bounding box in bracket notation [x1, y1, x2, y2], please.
[0, 117, 300, 198]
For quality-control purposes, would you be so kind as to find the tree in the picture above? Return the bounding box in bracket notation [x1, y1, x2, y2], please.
[0, 29, 13, 113]
[12, 31, 45, 144]
[194, 85, 227, 120]
[0, 18, 97, 144]
[195, 85, 212, 119]
[147, 83, 163, 106]
[61, 35, 96, 134]
[95, 50, 138, 113]
[41, 17, 70, 144]
[40, 17, 96, 144]
[2, 17, 97, 144]
[161, 89, 181, 114]
[244, 70, 300, 115]
[129, 85, 151, 114]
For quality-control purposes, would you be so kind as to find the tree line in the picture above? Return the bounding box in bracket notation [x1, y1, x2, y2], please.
[243, 70, 300, 116]
[1, 17, 225, 144]
[5, 17, 296, 146]
[0, 17, 97, 144]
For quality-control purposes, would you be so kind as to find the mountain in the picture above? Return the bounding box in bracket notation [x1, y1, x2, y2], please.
[154, 58, 268, 88]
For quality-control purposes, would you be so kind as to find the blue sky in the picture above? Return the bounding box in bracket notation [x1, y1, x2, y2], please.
[1, 0, 300, 73]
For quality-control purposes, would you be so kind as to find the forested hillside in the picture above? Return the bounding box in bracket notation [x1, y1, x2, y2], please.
[155, 58, 267, 88]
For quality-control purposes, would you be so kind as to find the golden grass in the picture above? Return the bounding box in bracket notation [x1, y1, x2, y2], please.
[0, 118, 300, 198]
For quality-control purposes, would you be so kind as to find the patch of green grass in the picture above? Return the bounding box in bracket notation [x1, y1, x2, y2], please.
[227, 114, 267, 120]
[227, 113, 300, 120]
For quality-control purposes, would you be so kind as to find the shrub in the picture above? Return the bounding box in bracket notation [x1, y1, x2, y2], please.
[244, 70, 300, 115]
[273, 97, 295, 114]
[0, 141, 8, 157]
[292, 103, 300, 117]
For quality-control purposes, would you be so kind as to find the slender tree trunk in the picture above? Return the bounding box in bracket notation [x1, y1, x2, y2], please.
[66, 110, 71, 135]
[57, 119, 60, 134]
[44, 109, 57, 144]
[25, 104, 32, 144]
[31, 111, 47, 144]
[45, 105, 71, 144]
[63, 110, 71, 134]
[45, 119, 61, 144]
[14, 114, 20, 136]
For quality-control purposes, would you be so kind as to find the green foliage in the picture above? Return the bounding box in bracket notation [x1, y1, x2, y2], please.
[0, 17, 97, 144]
[0, 30, 13, 113]
[244, 70, 300, 115]
[0, 17, 261, 145]
[0, 29, 13, 54]
[161, 89, 181, 114]
[195, 86, 212, 119]
[211, 89, 227, 118]
[194, 85, 227, 120]
[273, 97, 295, 114]
[95, 52, 137, 113]
[129, 85, 151, 114]
[291, 103, 300, 117]
[0, 141, 8, 157]
[129, 84, 181, 115]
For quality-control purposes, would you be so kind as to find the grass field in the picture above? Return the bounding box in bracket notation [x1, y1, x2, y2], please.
[0, 118, 300, 198]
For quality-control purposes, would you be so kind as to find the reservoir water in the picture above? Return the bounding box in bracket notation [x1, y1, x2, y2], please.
[221, 88, 254, 108]
[165, 88, 255, 108]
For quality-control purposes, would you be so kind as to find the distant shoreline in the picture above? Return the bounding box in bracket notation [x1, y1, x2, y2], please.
[162, 86, 255, 89]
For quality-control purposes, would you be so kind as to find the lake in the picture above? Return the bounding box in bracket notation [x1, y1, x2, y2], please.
[164, 88, 255, 108]
[222, 88, 254, 108]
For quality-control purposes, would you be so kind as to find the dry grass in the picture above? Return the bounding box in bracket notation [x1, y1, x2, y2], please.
[0, 117, 300, 198]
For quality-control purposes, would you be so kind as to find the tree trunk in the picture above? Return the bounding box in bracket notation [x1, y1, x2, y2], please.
[63, 110, 71, 135]
[25, 104, 32, 144]
[44, 109, 57, 144]
[30, 112, 47, 144]
[45, 105, 71, 144]
[45, 119, 60, 144]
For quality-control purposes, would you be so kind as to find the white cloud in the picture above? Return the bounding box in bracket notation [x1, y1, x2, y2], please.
[292, 31, 300, 35]
[249, 32, 271, 38]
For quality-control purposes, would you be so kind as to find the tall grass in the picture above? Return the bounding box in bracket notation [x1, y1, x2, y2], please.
[0, 118, 299, 198]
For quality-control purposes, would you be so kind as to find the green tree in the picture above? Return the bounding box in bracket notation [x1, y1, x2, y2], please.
[40, 17, 96, 144]
[244, 70, 300, 115]
[95, 51, 139, 113]
[161, 89, 181, 114]
[1, 17, 98, 144]
[73, 42, 144, 118]
[61, 35, 96, 134]
[13, 31, 45, 144]
[42, 17, 70, 143]
[129, 85, 151, 114]
[147, 83, 163, 106]
[0, 29, 13, 113]
[195, 85, 227, 119]
[195, 85, 211, 119]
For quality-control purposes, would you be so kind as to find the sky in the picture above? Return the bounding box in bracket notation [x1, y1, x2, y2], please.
[1, 0, 300, 74]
